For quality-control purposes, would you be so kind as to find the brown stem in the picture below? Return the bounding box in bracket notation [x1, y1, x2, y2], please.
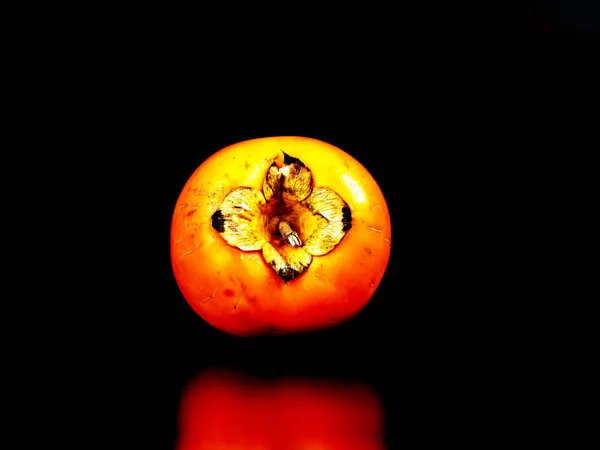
[278, 221, 302, 247]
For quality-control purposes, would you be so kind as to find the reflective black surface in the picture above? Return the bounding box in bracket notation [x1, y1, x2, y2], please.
[150, 130, 490, 448]
[89, 22, 582, 444]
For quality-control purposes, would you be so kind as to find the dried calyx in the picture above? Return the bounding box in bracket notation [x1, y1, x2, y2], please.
[211, 151, 352, 282]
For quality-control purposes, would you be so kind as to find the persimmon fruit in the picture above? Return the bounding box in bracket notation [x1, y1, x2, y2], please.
[170, 136, 391, 336]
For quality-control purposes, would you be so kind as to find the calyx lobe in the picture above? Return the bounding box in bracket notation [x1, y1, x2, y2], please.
[211, 151, 352, 282]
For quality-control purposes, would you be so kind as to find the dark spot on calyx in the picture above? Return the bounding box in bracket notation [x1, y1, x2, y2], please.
[282, 151, 305, 167]
[211, 210, 226, 232]
[278, 267, 301, 283]
[342, 205, 352, 231]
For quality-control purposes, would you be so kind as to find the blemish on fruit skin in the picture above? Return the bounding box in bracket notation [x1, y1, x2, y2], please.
[240, 283, 258, 305]
[201, 288, 218, 303]
[223, 289, 235, 297]
[367, 226, 381, 233]
[365, 248, 373, 257]
[179, 242, 203, 259]
[187, 187, 206, 195]
[186, 209, 196, 217]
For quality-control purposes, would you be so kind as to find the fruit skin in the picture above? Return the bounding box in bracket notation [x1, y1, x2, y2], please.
[171, 136, 391, 337]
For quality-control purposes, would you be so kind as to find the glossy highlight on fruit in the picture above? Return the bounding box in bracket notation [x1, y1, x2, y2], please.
[171, 136, 391, 336]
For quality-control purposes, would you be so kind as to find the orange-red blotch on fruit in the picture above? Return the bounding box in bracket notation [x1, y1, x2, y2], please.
[170, 136, 391, 336]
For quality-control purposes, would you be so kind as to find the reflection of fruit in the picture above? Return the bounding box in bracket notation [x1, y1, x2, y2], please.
[171, 136, 391, 337]
[176, 368, 386, 450]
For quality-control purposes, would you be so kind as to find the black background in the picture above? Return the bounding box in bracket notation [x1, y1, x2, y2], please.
[52, 3, 596, 448]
